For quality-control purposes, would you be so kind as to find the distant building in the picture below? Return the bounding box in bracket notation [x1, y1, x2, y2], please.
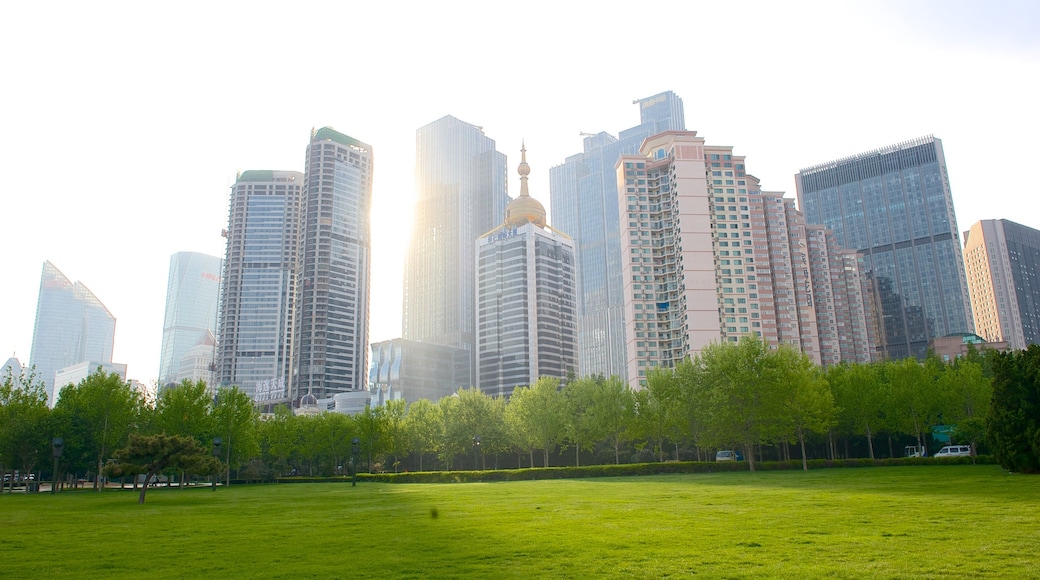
[963, 219, 1040, 350]
[796, 136, 974, 360]
[294, 390, 371, 416]
[1, 356, 23, 380]
[403, 116, 509, 388]
[929, 333, 1008, 362]
[616, 131, 874, 389]
[158, 252, 222, 389]
[549, 91, 686, 380]
[294, 127, 374, 400]
[369, 338, 470, 404]
[217, 170, 303, 404]
[476, 146, 578, 397]
[52, 361, 128, 406]
[29, 261, 116, 405]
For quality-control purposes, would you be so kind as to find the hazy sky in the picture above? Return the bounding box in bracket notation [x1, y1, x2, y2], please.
[2, 1, 1038, 386]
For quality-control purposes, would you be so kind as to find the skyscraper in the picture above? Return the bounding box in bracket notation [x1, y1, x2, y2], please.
[294, 128, 374, 399]
[550, 91, 685, 380]
[158, 251, 222, 389]
[403, 116, 509, 386]
[369, 338, 470, 404]
[476, 147, 578, 397]
[616, 131, 873, 389]
[964, 219, 1040, 350]
[29, 261, 115, 404]
[217, 170, 303, 403]
[796, 136, 974, 360]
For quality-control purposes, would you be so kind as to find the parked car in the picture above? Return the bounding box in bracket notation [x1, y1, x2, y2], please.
[715, 450, 744, 462]
[934, 445, 972, 458]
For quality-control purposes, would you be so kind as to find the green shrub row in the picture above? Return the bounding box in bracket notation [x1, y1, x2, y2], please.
[274, 455, 995, 484]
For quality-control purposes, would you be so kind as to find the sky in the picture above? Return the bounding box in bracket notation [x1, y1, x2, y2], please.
[2, 1, 1038, 387]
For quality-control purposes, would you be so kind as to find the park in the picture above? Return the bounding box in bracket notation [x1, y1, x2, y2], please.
[2, 464, 1037, 577]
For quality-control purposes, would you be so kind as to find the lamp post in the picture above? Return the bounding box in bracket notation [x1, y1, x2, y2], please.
[472, 436, 482, 471]
[212, 437, 222, 492]
[51, 438, 63, 495]
[351, 437, 360, 487]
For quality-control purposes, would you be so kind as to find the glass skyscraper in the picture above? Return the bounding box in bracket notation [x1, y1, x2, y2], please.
[403, 115, 508, 387]
[294, 127, 374, 399]
[218, 170, 303, 403]
[549, 91, 685, 380]
[29, 261, 115, 404]
[158, 252, 222, 389]
[796, 136, 974, 360]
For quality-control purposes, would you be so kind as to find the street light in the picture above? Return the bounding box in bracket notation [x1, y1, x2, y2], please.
[51, 438, 63, 495]
[212, 438, 222, 492]
[472, 436, 482, 471]
[351, 437, 360, 487]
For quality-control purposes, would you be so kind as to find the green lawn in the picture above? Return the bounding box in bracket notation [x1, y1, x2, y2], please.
[1, 465, 1037, 578]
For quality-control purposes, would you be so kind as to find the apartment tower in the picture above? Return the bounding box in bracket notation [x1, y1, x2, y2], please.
[217, 170, 303, 403]
[796, 136, 973, 360]
[476, 146, 578, 397]
[293, 128, 374, 399]
[963, 219, 1040, 350]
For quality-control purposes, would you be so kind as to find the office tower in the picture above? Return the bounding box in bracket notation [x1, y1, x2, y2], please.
[550, 91, 685, 381]
[158, 251, 222, 389]
[616, 131, 874, 389]
[476, 147, 578, 398]
[29, 261, 115, 404]
[964, 219, 1040, 350]
[369, 338, 470, 404]
[217, 170, 303, 403]
[796, 136, 974, 360]
[403, 116, 509, 387]
[294, 127, 374, 399]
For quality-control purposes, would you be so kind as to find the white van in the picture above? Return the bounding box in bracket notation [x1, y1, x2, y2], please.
[934, 445, 972, 458]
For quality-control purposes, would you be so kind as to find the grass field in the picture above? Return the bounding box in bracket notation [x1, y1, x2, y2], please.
[1, 465, 1037, 578]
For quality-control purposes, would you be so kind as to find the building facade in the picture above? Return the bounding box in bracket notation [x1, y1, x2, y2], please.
[369, 338, 470, 404]
[293, 128, 374, 399]
[217, 170, 303, 403]
[549, 91, 686, 380]
[616, 131, 873, 389]
[476, 147, 578, 398]
[158, 251, 222, 389]
[52, 361, 128, 406]
[963, 219, 1040, 350]
[402, 116, 509, 387]
[29, 261, 116, 404]
[796, 136, 974, 360]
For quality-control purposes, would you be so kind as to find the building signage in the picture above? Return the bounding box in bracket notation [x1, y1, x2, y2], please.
[487, 227, 518, 244]
[254, 378, 286, 403]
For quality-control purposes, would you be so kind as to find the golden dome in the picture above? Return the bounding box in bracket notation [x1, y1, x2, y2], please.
[504, 142, 547, 228]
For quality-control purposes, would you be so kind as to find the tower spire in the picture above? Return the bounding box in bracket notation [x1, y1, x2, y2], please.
[518, 140, 530, 198]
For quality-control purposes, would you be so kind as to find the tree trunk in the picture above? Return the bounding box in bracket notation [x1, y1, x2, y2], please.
[614, 441, 620, 465]
[827, 430, 835, 460]
[746, 443, 755, 472]
[865, 422, 875, 460]
[798, 426, 808, 472]
[575, 444, 580, 468]
[138, 472, 155, 504]
[887, 434, 894, 459]
[543, 448, 549, 469]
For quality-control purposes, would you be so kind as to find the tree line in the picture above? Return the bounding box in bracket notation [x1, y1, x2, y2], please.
[3, 337, 1039, 487]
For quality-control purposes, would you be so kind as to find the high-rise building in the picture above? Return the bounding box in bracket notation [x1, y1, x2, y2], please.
[796, 136, 974, 360]
[403, 116, 509, 387]
[476, 147, 578, 398]
[29, 261, 115, 404]
[53, 361, 128, 406]
[294, 128, 374, 399]
[158, 251, 222, 389]
[963, 219, 1040, 350]
[550, 91, 686, 380]
[616, 131, 873, 389]
[217, 170, 303, 403]
[806, 226, 875, 365]
[369, 338, 470, 404]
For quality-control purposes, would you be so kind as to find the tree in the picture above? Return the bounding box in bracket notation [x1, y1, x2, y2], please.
[987, 347, 1040, 473]
[777, 346, 837, 470]
[103, 433, 221, 504]
[403, 399, 438, 471]
[155, 379, 215, 441]
[211, 386, 258, 483]
[52, 369, 143, 489]
[887, 357, 942, 452]
[259, 405, 300, 477]
[505, 378, 565, 468]
[828, 362, 885, 459]
[438, 388, 505, 470]
[939, 358, 992, 458]
[636, 368, 687, 462]
[695, 336, 791, 472]
[0, 366, 51, 488]
[560, 376, 600, 467]
[587, 376, 635, 465]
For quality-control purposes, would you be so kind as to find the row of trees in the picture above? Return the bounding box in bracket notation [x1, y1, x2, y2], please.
[5, 336, 1015, 485]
